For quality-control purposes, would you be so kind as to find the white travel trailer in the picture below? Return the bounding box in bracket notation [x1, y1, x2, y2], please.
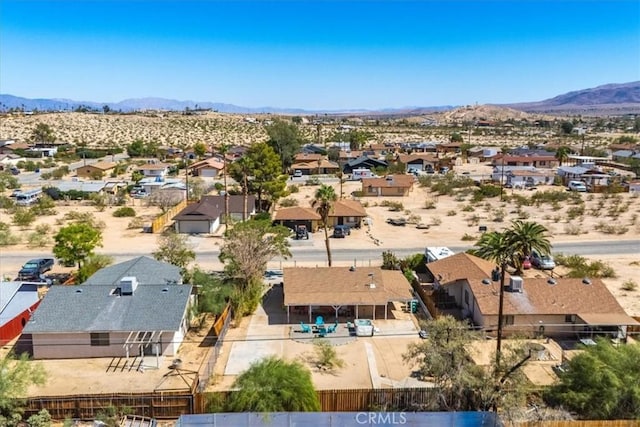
[15, 189, 42, 206]
[425, 247, 455, 263]
[351, 168, 375, 180]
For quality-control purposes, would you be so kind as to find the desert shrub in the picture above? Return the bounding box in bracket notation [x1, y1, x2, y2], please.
[63, 211, 106, 229]
[621, 279, 638, 292]
[27, 231, 52, 248]
[380, 200, 404, 211]
[554, 254, 616, 278]
[447, 210, 457, 216]
[461, 233, 476, 241]
[466, 214, 481, 226]
[474, 184, 502, 200]
[594, 221, 628, 235]
[515, 208, 530, 219]
[287, 184, 300, 193]
[430, 175, 474, 196]
[30, 195, 57, 216]
[462, 204, 474, 212]
[564, 223, 582, 235]
[406, 214, 421, 224]
[113, 207, 136, 217]
[127, 217, 145, 229]
[305, 176, 320, 186]
[314, 340, 345, 371]
[279, 198, 298, 207]
[431, 216, 442, 226]
[351, 190, 364, 198]
[492, 209, 506, 222]
[0, 222, 20, 246]
[530, 190, 573, 207]
[423, 198, 437, 209]
[566, 206, 584, 220]
[13, 208, 36, 228]
[0, 195, 15, 209]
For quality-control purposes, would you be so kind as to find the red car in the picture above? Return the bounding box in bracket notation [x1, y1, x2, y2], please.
[522, 257, 532, 270]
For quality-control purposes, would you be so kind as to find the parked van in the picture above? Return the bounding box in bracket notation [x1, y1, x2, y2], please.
[567, 181, 587, 192]
[16, 189, 42, 206]
[351, 168, 375, 180]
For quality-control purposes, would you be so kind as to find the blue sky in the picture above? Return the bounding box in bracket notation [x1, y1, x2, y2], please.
[1, 0, 639, 110]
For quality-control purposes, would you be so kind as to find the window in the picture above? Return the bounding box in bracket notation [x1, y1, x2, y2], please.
[90, 332, 110, 347]
[504, 315, 515, 326]
[565, 314, 576, 323]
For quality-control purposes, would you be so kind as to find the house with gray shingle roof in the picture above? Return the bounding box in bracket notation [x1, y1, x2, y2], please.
[426, 253, 639, 340]
[22, 257, 193, 359]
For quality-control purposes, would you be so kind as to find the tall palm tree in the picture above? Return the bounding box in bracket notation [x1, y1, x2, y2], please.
[219, 143, 230, 231]
[312, 184, 337, 267]
[507, 220, 551, 273]
[468, 230, 512, 367]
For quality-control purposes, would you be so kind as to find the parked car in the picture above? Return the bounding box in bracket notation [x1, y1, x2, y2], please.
[530, 250, 555, 270]
[567, 181, 587, 192]
[10, 167, 20, 175]
[522, 257, 532, 270]
[295, 225, 309, 240]
[333, 225, 350, 238]
[293, 169, 303, 178]
[18, 258, 55, 280]
[386, 218, 407, 226]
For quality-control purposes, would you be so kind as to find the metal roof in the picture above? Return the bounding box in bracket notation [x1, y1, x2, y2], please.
[83, 256, 182, 286]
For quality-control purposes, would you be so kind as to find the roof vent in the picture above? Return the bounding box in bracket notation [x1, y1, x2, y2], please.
[481, 278, 491, 285]
[75, 289, 82, 293]
[162, 287, 169, 292]
[509, 276, 524, 293]
[547, 278, 557, 285]
[120, 276, 138, 295]
[582, 278, 592, 285]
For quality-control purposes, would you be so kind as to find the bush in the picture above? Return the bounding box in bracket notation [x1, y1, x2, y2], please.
[564, 223, 583, 235]
[423, 198, 437, 209]
[113, 207, 136, 217]
[461, 233, 476, 241]
[279, 198, 298, 207]
[621, 279, 637, 292]
[380, 200, 404, 211]
[287, 184, 300, 193]
[305, 176, 320, 186]
[0, 222, 20, 246]
[127, 217, 145, 229]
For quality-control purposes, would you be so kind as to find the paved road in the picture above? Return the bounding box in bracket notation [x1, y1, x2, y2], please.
[3, 240, 638, 273]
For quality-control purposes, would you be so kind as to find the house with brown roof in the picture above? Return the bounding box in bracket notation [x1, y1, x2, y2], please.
[328, 200, 367, 228]
[172, 194, 256, 234]
[425, 253, 639, 340]
[294, 152, 323, 163]
[76, 161, 117, 179]
[361, 175, 414, 197]
[291, 159, 340, 175]
[189, 157, 225, 178]
[272, 206, 321, 232]
[396, 153, 438, 172]
[491, 154, 559, 169]
[283, 267, 414, 323]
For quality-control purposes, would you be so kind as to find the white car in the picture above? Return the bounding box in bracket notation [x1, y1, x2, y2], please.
[567, 181, 587, 192]
[293, 170, 303, 178]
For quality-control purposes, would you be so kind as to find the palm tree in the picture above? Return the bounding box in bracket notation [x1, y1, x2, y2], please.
[312, 184, 337, 267]
[507, 220, 551, 273]
[218, 143, 230, 231]
[555, 146, 572, 166]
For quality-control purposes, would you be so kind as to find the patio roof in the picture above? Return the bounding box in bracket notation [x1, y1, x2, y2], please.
[283, 267, 413, 307]
[577, 313, 640, 326]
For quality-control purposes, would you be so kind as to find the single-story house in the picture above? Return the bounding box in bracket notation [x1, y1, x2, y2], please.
[504, 169, 554, 187]
[436, 142, 463, 154]
[137, 177, 184, 195]
[272, 206, 321, 232]
[0, 142, 31, 155]
[291, 159, 340, 175]
[0, 153, 25, 168]
[396, 153, 438, 172]
[76, 161, 117, 179]
[329, 200, 367, 228]
[55, 180, 108, 194]
[425, 253, 639, 340]
[22, 257, 192, 360]
[557, 164, 610, 187]
[189, 157, 225, 178]
[173, 194, 256, 234]
[361, 174, 414, 197]
[283, 267, 414, 323]
[491, 154, 558, 169]
[137, 162, 171, 178]
[343, 155, 388, 174]
[293, 152, 323, 163]
[0, 282, 41, 345]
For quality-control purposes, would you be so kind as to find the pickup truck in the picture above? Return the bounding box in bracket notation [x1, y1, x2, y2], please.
[18, 258, 55, 280]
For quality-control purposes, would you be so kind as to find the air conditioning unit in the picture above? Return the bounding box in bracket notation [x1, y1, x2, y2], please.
[509, 276, 524, 293]
[120, 276, 138, 295]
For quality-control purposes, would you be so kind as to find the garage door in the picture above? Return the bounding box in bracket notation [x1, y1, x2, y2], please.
[178, 220, 211, 234]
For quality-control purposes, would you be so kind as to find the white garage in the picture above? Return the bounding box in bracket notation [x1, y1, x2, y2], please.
[175, 218, 220, 234]
[172, 201, 222, 234]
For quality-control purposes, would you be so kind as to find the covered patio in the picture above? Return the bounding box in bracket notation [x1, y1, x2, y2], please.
[282, 267, 415, 324]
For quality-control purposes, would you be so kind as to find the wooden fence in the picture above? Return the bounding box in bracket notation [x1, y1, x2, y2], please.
[24, 391, 194, 420]
[196, 387, 441, 413]
[150, 199, 187, 233]
[196, 304, 232, 393]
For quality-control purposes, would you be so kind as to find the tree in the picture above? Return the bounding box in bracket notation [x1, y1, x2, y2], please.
[193, 141, 207, 158]
[218, 143, 231, 231]
[554, 146, 572, 166]
[450, 132, 464, 143]
[507, 220, 551, 273]
[30, 123, 55, 143]
[312, 185, 337, 267]
[265, 119, 305, 172]
[12, 208, 36, 229]
[0, 352, 47, 426]
[152, 232, 196, 269]
[229, 142, 286, 211]
[76, 254, 114, 283]
[560, 121, 574, 135]
[0, 172, 20, 192]
[347, 129, 370, 151]
[227, 357, 320, 412]
[546, 340, 640, 419]
[53, 223, 103, 269]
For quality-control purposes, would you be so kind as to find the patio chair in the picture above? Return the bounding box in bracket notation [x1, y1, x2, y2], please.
[315, 315, 324, 326]
[300, 322, 311, 333]
[327, 322, 338, 334]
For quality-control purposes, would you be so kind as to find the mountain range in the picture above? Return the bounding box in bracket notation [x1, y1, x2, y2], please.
[1, 81, 638, 115]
